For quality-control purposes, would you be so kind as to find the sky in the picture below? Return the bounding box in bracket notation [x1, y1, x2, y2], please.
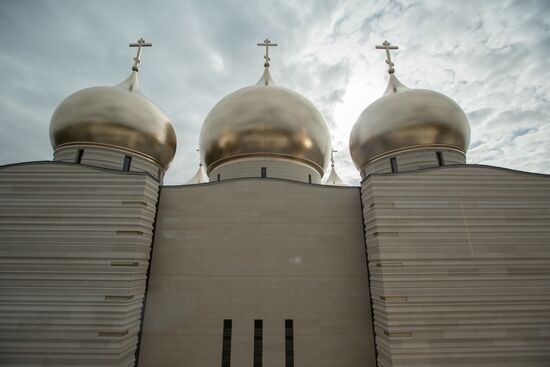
[0, 0, 549, 185]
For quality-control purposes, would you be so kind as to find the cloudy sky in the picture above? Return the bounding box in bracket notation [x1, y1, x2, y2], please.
[1, 0, 549, 184]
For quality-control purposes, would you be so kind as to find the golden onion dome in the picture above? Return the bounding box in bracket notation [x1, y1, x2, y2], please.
[49, 71, 177, 169]
[349, 73, 470, 171]
[199, 68, 331, 175]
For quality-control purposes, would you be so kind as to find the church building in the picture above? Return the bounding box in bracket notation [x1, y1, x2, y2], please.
[0, 38, 549, 367]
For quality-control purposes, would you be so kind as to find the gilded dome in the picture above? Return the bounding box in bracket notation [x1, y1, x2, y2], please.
[349, 74, 470, 171]
[50, 71, 177, 169]
[199, 68, 331, 175]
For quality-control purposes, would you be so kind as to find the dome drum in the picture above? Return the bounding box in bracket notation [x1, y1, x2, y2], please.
[359, 146, 466, 177]
[209, 155, 322, 183]
[205, 152, 326, 177]
[53, 143, 166, 179]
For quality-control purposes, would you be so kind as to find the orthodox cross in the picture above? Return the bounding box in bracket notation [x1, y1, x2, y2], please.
[331, 149, 338, 168]
[375, 40, 399, 74]
[257, 38, 278, 67]
[129, 37, 152, 72]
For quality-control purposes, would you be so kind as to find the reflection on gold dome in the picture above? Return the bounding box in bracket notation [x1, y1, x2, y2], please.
[50, 72, 177, 169]
[199, 68, 331, 175]
[349, 74, 470, 171]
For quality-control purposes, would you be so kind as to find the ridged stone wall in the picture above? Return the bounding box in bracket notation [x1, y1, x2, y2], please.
[361, 165, 550, 367]
[0, 162, 160, 366]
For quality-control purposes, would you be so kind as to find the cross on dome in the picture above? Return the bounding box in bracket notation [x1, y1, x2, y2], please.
[129, 37, 152, 72]
[375, 40, 399, 74]
[257, 38, 278, 68]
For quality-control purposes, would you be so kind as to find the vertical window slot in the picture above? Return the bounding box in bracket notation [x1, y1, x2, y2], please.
[75, 149, 84, 164]
[285, 319, 294, 367]
[222, 319, 232, 367]
[261, 167, 267, 178]
[254, 320, 263, 367]
[436, 151, 444, 166]
[390, 157, 398, 173]
[123, 156, 132, 171]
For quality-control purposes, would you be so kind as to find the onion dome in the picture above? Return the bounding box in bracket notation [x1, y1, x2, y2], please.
[49, 71, 177, 169]
[349, 73, 470, 171]
[199, 67, 332, 175]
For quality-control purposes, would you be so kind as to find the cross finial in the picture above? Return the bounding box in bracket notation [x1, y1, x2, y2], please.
[375, 40, 399, 74]
[330, 149, 338, 168]
[257, 38, 278, 68]
[129, 37, 152, 72]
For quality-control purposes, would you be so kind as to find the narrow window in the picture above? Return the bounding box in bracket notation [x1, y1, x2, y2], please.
[217, 174, 221, 182]
[390, 157, 398, 173]
[308, 174, 312, 184]
[254, 320, 263, 367]
[75, 149, 84, 164]
[285, 319, 294, 367]
[261, 167, 267, 178]
[436, 151, 444, 166]
[222, 319, 232, 367]
[123, 156, 132, 171]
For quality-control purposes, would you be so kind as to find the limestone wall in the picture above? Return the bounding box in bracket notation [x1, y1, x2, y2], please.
[361, 165, 550, 367]
[0, 162, 159, 366]
[139, 178, 377, 367]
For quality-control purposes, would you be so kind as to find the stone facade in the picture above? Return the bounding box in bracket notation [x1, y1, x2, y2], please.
[0, 162, 160, 366]
[361, 165, 550, 367]
[1, 160, 549, 367]
[138, 179, 377, 367]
